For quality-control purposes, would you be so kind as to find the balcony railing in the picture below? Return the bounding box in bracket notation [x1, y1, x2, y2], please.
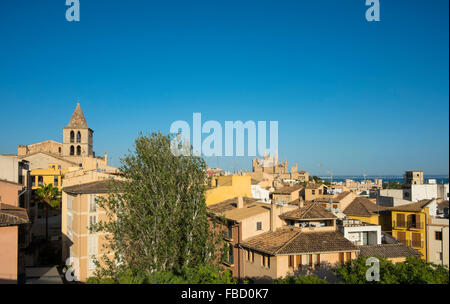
[393, 220, 424, 229]
[393, 220, 406, 228]
[407, 221, 424, 229]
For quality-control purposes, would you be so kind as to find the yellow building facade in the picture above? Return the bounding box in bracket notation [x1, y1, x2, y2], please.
[30, 164, 67, 190]
[391, 208, 429, 261]
[206, 176, 252, 206]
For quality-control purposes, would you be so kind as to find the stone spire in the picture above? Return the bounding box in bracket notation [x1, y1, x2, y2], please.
[67, 103, 88, 128]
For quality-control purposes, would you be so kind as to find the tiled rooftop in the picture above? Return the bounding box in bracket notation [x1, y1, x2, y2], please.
[281, 202, 336, 220]
[241, 228, 359, 255]
[359, 244, 422, 258]
[0, 203, 30, 227]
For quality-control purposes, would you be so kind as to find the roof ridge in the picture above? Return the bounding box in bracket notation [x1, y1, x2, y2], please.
[274, 229, 302, 254]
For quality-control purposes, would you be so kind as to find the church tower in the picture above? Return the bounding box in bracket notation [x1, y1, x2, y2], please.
[62, 103, 94, 158]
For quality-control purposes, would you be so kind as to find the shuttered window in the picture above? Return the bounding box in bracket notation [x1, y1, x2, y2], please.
[396, 213, 406, 227]
[316, 254, 321, 266]
[288, 255, 294, 268]
[296, 255, 302, 268]
[339, 253, 344, 265]
[89, 194, 97, 212]
[412, 233, 422, 248]
[396, 231, 406, 244]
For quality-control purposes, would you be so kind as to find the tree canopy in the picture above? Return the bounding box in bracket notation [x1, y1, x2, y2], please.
[92, 132, 220, 280]
[335, 256, 449, 284]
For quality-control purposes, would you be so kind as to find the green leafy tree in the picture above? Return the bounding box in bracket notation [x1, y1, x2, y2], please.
[35, 184, 60, 240]
[93, 132, 219, 279]
[335, 256, 449, 284]
[87, 265, 236, 284]
[274, 274, 328, 284]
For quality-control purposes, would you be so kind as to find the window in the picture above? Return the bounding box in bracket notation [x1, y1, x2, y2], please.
[70, 145, 75, 155]
[396, 213, 406, 228]
[256, 221, 262, 231]
[296, 255, 302, 268]
[76, 131, 81, 143]
[315, 254, 321, 266]
[54, 176, 59, 187]
[228, 244, 234, 265]
[31, 176, 36, 187]
[76, 145, 81, 156]
[339, 253, 345, 265]
[70, 131, 74, 143]
[262, 255, 270, 268]
[89, 195, 97, 213]
[435, 231, 442, 241]
[88, 258, 96, 271]
[411, 233, 422, 248]
[88, 236, 98, 255]
[346, 252, 351, 262]
[58, 147, 62, 154]
[67, 195, 72, 210]
[312, 190, 315, 195]
[67, 213, 72, 239]
[38, 176, 43, 186]
[89, 215, 97, 233]
[227, 224, 233, 239]
[288, 255, 294, 268]
[308, 254, 313, 266]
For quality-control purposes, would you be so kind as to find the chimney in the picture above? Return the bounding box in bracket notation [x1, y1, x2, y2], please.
[270, 201, 276, 232]
[104, 152, 108, 164]
[237, 196, 244, 209]
[298, 197, 304, 209]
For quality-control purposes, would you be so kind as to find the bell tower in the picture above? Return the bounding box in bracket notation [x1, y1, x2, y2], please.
[62, 103, 94, 158]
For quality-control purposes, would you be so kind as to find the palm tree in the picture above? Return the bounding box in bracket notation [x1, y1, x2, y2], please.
[35, 184, 60, 241]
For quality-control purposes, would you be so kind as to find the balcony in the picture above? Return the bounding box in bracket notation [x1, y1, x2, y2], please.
[392, 220, 407, 228]
[393, 220, 424, 230]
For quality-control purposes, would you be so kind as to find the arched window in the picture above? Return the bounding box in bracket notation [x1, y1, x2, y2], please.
[58, 147, 61, 154]
[77, 131, 81, 143]
[70, 131, 75, 143]
[70, 145, 75, 155]
[76, 146, 81, 156]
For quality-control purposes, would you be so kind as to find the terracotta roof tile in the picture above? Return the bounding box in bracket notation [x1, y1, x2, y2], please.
[62, 180, 115, 194]
[0, 203, 30, 227]
[281, 202, 336, 220]
[241, 228, 359, 255]
[359, 244, 422, 258]
[383, 199, 433, 212]
[272, 184, 303, 194]
[343, 197, 382, 217]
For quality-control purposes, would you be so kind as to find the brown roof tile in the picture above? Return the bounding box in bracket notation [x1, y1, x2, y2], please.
[359, 244, 422, 258]
[241, 228, 359, 255]
[343, 197, 381, 217]
[62, 180, 114, 194]
[273, 184, 303, 194]
[0, 203, 30, 227]
[281, 202, 336, 220]
[383, 199, 433, 212]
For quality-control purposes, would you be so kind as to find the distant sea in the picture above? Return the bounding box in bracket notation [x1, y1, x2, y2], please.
[318, 175, 449, 184]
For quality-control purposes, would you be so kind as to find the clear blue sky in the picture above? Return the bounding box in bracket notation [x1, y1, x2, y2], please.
[0, 0, 448, 176]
